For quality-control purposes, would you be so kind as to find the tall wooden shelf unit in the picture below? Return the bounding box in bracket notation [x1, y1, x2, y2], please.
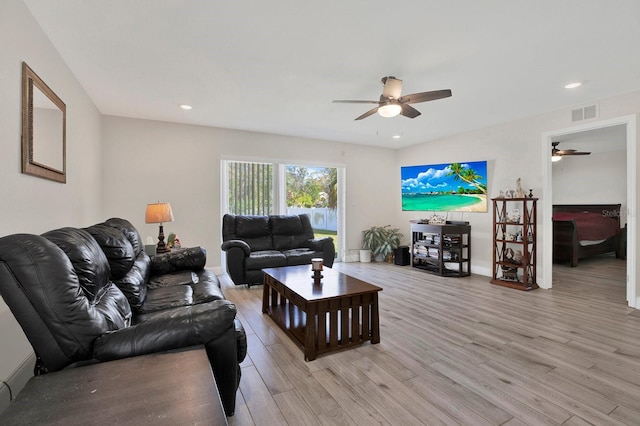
[410, 222, 471, 277]
[491, 197, 539, 291]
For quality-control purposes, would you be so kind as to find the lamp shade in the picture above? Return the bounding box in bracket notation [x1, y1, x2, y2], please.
[145, 202, 174, 224]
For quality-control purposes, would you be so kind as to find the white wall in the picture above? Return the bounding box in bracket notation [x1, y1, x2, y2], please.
[0, 0, 103, 398]
[101, 116, 399, 267]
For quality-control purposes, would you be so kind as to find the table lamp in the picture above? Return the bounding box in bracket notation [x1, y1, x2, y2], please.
[145, 202, 174, 254]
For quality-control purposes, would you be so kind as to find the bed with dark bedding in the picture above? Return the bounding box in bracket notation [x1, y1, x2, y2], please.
[552, 204, 622, 267]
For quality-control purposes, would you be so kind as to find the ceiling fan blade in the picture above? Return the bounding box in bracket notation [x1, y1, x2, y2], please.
[332, 100, 380, 104]
[556, 149, 591, 156]
[400, 104, 421, 119]
[355, 106, 379, 121]
[382, 76, 402, 99]
[399, 89, 452, 104]
[556, 149, 576, 155]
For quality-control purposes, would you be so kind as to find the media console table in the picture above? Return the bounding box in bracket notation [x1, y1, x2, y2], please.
[0, 348, 227, 425]
[410, 222, 471, 277]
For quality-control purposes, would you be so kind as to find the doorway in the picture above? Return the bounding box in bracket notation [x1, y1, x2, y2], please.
[541, 115, 637, 307]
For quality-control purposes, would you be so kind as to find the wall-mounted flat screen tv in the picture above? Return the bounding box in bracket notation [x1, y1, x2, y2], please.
[401, 161, 488, 212]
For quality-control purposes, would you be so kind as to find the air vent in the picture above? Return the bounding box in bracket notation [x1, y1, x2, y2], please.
[571, 104, 599, 122]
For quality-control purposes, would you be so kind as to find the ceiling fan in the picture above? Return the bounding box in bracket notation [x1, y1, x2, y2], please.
[333, 76, 452, 120]
[551, 141, 591, 161]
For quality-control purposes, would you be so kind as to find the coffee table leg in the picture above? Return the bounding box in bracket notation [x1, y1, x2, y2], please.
[262, 279, 269, 314]
[371, 292, 380, 344]
[305, 303, 317, 361]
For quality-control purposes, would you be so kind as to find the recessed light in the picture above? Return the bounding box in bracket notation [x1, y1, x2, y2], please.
[564, 82, 582, 89]
[392, 134, 401, 139]
[180, 104, 192, 110]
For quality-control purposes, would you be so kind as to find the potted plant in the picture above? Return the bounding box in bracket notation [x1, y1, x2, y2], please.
[362, 225, 404, 262]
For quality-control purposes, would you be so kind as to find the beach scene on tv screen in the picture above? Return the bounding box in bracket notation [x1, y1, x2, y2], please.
[401, 161, 488, 212]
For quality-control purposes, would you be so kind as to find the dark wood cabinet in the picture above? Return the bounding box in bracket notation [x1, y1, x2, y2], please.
[410, 222, 471, 277]
[491, 198, 538, 290]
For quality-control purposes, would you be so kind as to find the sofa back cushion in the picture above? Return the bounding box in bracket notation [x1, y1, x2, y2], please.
[223, 215, 273, 251]
[271, 215, 314, 250]
[42, 227, 111, 301]
[104, 218, 145, 257]
[85, 224, 135, 280]
[88, 218, 151, 310]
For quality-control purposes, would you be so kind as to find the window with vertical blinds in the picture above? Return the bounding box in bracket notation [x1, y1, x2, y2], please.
[227, 161, 273, 215]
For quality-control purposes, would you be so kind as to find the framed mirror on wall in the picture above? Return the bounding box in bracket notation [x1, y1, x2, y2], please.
[22, 62, 66, 183]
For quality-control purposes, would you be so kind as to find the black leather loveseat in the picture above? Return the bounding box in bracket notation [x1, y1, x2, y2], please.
[0, 218, 246, 416]
[221, 214, 335, 286]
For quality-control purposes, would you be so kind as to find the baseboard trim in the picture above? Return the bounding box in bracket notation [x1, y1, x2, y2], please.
[0, 352, 35, 414]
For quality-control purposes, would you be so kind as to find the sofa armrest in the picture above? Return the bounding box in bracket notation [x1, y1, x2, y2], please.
[305, 237, 335, 267]
[221, 239, 250, 256]
[221, 241, 250, 286]
[92, 300, 237, 360]
[150, 246, 206, 276]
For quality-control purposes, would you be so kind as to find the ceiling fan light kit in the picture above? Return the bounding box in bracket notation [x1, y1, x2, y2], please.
[333, 76, 452, 121]
[378, 103, 402, 118]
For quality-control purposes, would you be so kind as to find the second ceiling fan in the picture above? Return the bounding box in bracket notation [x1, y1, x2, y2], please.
[333, 76, 452, 120]
[552, 141, 591, 159]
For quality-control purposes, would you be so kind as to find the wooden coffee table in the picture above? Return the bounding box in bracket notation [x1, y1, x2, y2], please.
[262, 265, 382, 361]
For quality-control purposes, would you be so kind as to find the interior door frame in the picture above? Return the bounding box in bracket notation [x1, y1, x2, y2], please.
[540, 115, 637, 307]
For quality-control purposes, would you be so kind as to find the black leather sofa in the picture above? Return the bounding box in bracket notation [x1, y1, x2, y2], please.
[221, 214, 335, 286]
[0, 218, 246, 416]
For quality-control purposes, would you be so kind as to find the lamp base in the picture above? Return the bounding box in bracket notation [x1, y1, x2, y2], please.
[156, 224, 170, 254]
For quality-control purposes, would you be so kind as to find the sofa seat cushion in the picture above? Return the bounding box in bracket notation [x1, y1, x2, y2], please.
[246, 250, 286, 270]
[139, 286, 192, 313]
[148, 271, 197, 289]
[282, 248, 322, 266]
[140, 269, 225, 314]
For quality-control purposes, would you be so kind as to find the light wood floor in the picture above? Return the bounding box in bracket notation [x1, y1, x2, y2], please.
[222, 254, 639, 425]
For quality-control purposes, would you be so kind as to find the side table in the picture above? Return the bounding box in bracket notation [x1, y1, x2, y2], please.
[0, 347, 227, 425]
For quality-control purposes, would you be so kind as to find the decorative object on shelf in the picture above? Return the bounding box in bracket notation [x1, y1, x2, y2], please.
[427, 214, 446, 224]
[504, 247, 515, 262]
[145, 202, 174, 254]
[362, 225, 403, 262]
[513, 250, 523, 264]
[515, 178, 525, 198]
[501, 266, 518, 281]
[528, 189, 534, 198]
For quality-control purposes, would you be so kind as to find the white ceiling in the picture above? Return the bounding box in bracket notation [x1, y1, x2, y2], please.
[23, 0, 640, 148]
